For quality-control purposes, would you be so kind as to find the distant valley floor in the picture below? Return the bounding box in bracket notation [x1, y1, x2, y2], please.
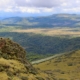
[12, 27, 80, 37]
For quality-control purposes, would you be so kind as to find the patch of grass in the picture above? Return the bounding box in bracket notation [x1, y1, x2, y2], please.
[34, 50, 80, 80]
[12, 28, 80, 37]
[36, 77, 45, 80]
[21, 76, 28, 80]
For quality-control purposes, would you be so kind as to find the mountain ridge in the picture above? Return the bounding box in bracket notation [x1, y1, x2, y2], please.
[0, 14, 80, 28]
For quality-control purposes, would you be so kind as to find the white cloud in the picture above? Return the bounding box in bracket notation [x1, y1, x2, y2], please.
[42, 8, 53, 12]
[0, 0, 14, 8]
[0, 0, 80, 13]
[17, 7, 41, 13]
[14, 0, 61, 8]
[63, 7, 80, 13]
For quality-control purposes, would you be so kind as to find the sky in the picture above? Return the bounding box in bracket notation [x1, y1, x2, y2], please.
[0, 0, 80, 17]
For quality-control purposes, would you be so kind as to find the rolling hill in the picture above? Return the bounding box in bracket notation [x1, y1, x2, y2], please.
[34, 49, 80, 80]
[0, 14, 80, 28]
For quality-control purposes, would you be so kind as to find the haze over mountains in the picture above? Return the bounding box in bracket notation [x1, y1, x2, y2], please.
[0, 14, 80, 28]
[0, 14, 80, 61]
[0, 13, 80, 80]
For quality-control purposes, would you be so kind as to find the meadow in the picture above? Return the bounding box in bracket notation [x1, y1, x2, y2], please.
[12, 27, 80, 37]
[34, 50, 80, 80]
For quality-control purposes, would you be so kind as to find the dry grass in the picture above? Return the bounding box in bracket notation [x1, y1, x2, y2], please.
[0, 38, 53, 80]
[0, 58, 52, 80]
[12, 28, 80, 37]
[34, 50, 80, 80]
[0, 72, 9, 80]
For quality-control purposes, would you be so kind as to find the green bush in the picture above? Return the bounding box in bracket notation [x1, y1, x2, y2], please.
[67, 62, 73, 66]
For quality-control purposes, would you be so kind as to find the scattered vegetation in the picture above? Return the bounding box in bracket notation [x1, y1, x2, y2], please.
[0, 32, 80, 61]
[1, 14, 80, 28]
[12, 28, 80, 37]
[34, 50, 80, 80]
[0, 38, 51, 80]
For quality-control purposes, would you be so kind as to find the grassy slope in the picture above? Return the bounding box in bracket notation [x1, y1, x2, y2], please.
[0, 58, 53, 80]
[0, 38, 52, 80]
[34, 50, 80, 80]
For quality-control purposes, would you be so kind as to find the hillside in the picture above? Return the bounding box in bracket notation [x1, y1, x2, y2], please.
[0, 32, 80, 61]
[0, 14, 80, 28]
[0, 38, 52, 80]
[34, 50, 80, 80]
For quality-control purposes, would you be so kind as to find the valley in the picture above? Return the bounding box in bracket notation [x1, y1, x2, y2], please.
[0, 32, 80, 61]
[0, 0, 80, 79]
[12, 27, 80, 37]
[0, 14, 80, 79]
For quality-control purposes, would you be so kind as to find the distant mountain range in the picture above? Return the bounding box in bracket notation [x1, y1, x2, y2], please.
[0, 14, 80, 28]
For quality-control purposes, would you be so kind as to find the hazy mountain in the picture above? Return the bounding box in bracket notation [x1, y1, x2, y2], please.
[0, 17, 38, 28]
[0, 14, 80, 28]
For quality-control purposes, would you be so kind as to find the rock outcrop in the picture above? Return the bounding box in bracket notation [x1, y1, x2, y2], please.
[0, 38, 51, 80]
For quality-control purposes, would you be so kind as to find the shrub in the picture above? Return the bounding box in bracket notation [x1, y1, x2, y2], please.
[21, 77, 28, 80]
[59, 78, 67, 80]
[36, 77, 45, 80]
[67, 62, 73, 66]
[0, 66, 4, 72]
[61, 71, 65, 74]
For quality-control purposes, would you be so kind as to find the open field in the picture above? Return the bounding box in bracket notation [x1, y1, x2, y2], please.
[12, 27, 80, 37]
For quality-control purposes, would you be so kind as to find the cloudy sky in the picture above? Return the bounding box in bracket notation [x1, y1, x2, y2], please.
[0, 0, 80, 17]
